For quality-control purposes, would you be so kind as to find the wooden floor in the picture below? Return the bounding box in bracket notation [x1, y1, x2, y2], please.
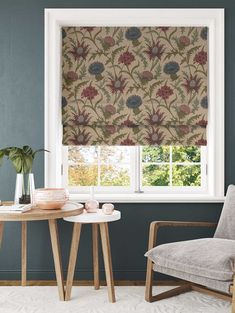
[0, 280, 183, 286]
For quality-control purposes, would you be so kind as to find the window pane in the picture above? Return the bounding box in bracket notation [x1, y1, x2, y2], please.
[172, 165, 201, 186]
[68, 146, 98, 164]
[100, 165, 130, 186]
[68, 164, 98, 186]
[142, 146, 170, 163]
[100, 146, 130, 164]
[172, 146, 200, 163]
[142, 164, 170, 186]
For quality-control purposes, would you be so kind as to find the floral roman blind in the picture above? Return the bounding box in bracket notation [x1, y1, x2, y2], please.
[61, 26, 208, 146]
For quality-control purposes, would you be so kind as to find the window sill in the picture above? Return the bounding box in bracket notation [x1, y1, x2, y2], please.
[69, 193, 225, 203]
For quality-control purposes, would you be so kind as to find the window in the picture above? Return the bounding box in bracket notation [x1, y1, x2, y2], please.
[45, 9, 224, 202]
[62, 145, 207, 196]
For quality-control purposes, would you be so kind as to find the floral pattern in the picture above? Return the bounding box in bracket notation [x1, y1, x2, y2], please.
[62, 26, 208, 146]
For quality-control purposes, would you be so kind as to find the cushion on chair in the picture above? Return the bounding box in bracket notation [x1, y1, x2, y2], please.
[214, 184, 235, 240]
[145, 238, 235, 281]
[153, 264, 232, 294]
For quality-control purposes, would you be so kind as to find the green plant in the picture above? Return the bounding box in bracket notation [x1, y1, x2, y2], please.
[0, 145, 49, 173]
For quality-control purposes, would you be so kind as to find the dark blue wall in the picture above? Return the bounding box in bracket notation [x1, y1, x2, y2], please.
[0, 0, 232, 280]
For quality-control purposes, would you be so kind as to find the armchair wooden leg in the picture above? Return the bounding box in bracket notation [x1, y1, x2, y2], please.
[145, 260, 191, 302]
[232, 277, 235, 313]
[145, 259, 154, 301]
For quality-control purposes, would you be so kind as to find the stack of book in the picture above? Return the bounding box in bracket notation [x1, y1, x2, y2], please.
[0, 203, 32, 213]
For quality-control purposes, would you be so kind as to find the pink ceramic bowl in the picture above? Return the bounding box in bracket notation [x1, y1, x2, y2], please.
[34, 188, 69, 210]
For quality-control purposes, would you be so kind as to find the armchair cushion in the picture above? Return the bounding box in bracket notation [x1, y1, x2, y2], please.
[145, 238, 235, 281]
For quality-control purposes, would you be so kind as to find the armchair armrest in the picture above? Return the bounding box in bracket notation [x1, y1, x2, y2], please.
[148, 221, 217, 250]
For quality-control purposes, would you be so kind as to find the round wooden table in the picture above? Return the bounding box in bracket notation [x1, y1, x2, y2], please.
[0, 202, 83, 301]
[64, 209, 121, 303]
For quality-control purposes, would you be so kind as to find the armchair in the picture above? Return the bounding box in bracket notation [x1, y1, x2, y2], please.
[145, 185, 235, 313]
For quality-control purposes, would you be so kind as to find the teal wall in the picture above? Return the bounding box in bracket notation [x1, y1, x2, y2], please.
[0, 0, 232, 280]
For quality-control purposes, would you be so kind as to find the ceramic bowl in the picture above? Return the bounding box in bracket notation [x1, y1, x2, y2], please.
[34, 188, 69, 209]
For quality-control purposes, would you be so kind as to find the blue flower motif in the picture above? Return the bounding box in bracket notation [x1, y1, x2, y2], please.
[126, 95, 142, 109]
[163, 62, 180, 75]
[201, 27, 208, 40]
[62, 96, 67, 108]
[201, 96, 208, 108]
[88, 62, 105, 75]
[125, 27, 141, 41]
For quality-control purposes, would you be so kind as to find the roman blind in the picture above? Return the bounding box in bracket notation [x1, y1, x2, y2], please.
[61, 26, 208, 146]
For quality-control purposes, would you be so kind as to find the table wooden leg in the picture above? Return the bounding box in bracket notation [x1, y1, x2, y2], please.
[92, 224, 100, 290]
[0, 222, 4, 247]
[99, 223, 116, 303]
[65, 223, 82, 301]
[21, 221, 27, 286]
[48, 219, 65, 301]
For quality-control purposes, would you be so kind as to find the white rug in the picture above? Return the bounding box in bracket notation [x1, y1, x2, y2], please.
[0, 286, 230, 313]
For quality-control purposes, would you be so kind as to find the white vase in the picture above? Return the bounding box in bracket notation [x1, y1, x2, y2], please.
[14, 173, 35, 204]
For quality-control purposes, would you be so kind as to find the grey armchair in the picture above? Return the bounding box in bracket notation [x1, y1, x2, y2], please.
[145, 185, 235, 312]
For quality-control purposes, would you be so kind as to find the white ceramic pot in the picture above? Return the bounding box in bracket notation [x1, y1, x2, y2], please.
[102, 203, 114, 215]
[85, 200, 99, 213]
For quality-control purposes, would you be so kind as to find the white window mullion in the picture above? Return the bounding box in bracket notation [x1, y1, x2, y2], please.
[134, 146, 143, 193]
[169, 146, 173, 187]
[97, 146, 101, 186]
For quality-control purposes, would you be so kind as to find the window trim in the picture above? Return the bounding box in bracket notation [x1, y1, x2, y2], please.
[44, 8, 225, 202]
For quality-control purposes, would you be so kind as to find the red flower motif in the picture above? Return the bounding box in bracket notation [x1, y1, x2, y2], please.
[144, 41, 165, 60]
[145, 128, 165, 145]
[179, 36, 190, 46]
[66, 71, 78, 82]
[105, 125, 116, 134]
[104, 104, 116, 115]
[178, 125, 190, 135]
[118, 51, 135, 66]
[104, 36, 115, 47]
[70, 130, 91, 145]
[122, 117, 137, 127]
[69, 41, 89, 61]
[195, 138, 207, 146]
[156, 85, 173, 100]
[179, 104, 191, 115]
[81, 85, 98, 100]
[145, 108, 165, 125]
[81, 27, 95, 32]
[107, 76, 127, 93]
[140, 71, 153, 83]
[71, 109, 91, 125]
[120, 137, 135, 145]
[194, 50, 207, 65]
[196, 119, 208, 128]
[183, 74, 202, 94]
[158, 27, 169, 32]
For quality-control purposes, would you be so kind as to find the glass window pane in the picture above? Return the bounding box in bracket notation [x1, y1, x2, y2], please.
[142, 146, 170, 163]
[172, 146, 201, 163]
[142, 164, 170, 186]
[68, 164, 98, 186]
[100, 165, 130, 186]
[172, 165, 201, 186]
[100, 146, 130, 164]
[68, 146, 98, 164]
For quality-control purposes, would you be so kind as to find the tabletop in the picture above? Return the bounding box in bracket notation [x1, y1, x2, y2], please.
[64, 209, 121, 224]
[0, 202, 84, 221]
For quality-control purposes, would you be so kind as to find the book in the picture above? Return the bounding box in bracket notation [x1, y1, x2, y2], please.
[0, 204, 32, 213]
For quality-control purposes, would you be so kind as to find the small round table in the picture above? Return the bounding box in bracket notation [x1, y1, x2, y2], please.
[0, 202, 83, 301]
[64, 209, 121, 303]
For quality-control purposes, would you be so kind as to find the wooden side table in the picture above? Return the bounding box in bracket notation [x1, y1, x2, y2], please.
[0, 202, 83, 301]
[64, 209, 121, 302]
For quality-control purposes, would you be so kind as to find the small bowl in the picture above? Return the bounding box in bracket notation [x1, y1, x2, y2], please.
[34, 188, 69, 210]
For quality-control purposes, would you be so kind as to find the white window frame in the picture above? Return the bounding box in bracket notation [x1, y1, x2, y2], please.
[44, 8, 224, 203]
